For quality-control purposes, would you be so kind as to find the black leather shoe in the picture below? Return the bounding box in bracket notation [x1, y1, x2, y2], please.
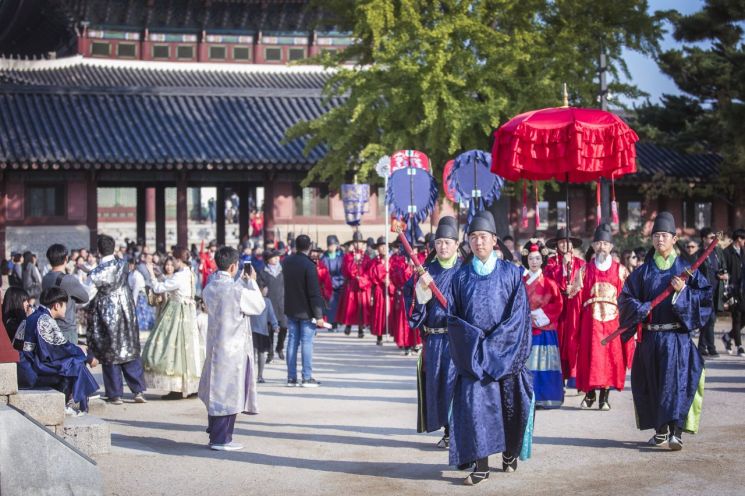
[277, 350, 285, 360]
[344, 327, 351, 336]
[580, 391, 596, 409]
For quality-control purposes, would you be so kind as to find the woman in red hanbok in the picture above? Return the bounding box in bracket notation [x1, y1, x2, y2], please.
[390, 248, 416, 354]
[369, 237, 394, 345]
[310, 247, 332, 303]
[576, 224, 635, 411]
[521, 240, 564, 408]
[335, 232, 372, 338]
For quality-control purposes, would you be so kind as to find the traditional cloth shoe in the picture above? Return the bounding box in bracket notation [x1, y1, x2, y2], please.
[358, 329, 364, 338]
[108, 397, 123, 405]
[648, 432, 669, 447]
[598, 389, 611, 411]
[463, 471, 489, 486]
[436, 436, 449, 449]
[580, 392, 596, 409]
[669, 435, 683, 451]
[133, 393, 147, 403]
[502, 454, 518, 473]
[209, 442, 243, 451]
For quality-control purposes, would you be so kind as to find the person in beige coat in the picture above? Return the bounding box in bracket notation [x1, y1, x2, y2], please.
[198, 246, 265, 451]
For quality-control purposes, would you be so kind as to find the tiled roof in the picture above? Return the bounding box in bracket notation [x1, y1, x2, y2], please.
[0, 58, 331, 89]
[633, 142, 721, 181]
[0, 58, 336, 171]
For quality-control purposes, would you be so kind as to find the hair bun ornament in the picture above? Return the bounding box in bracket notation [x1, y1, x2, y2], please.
[520, 248, 529, 256]
[541, 248, 549, 256]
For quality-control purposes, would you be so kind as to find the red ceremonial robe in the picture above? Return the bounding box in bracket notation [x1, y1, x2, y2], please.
[369, 256, 394, 337]
[575, 259, 635, 392]
[335, 251, 372, 327]
[317, 260, 333, 303]
[523, 272, 563, 333]
[545, 253, 585, 379]
[390, 254, 417, 347]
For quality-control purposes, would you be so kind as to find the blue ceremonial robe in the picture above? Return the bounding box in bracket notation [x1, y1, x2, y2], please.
[15, 307, 99, 411]
[404, 258, 461, 433]
[447, 259, 533, 466]
[618, 255, 712, 433]
[321, 253, 344, 324]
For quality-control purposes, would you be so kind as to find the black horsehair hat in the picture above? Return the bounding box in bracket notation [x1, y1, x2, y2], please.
[467, 210, 496, 235]
[593, 223, 613, 243]
[435, 216, 459, 241]
[546, 227, 582, 249]
[651, 211, 676, 235]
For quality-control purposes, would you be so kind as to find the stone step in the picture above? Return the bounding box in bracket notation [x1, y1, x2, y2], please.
[87, 397, 107, 416]
[56, 415, 111, 457]
[8, 388, 65, 427]
[0, 363, 17, 395]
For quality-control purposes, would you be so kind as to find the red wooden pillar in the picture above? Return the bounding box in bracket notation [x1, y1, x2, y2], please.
[176, 173, 188, 248]
[155, 185, 166, 252]
[87, 171, 98, 250]
[263, 175, 275, 244]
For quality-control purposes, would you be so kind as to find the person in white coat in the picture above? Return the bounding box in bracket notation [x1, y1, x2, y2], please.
[198, 246, 265, 451]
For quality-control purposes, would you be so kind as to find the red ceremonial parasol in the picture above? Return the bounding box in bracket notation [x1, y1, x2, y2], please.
[490, 89, 639, 228]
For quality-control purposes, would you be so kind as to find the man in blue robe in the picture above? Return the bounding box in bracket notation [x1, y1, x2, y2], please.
[447, 210, 533, 486]
[15, 287, 100, 415]
[321, 235, 345, 331]
[618, 211, 712, 450]
[405, 216, 461, 449]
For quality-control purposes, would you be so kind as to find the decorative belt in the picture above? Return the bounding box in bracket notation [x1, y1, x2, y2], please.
[582, 297, 617, 308]
[642, 323, 682, 331]
[423, 326, 448, 335]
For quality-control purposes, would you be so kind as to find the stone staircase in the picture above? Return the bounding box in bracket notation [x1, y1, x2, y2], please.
[0, 362, 111, 457]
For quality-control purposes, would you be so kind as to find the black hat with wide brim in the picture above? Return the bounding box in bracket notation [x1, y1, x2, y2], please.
[546, 228, 582, 249]
[343, 230, 366, 246]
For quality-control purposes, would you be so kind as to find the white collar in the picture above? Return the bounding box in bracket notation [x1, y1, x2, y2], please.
[101, 255, 116, 263]
[525, 270, 541, 285]
[594, 255, 612, 271]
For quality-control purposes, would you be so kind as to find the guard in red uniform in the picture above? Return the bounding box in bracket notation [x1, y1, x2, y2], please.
[369, 237, 394, 345]
[335, 231, 372, 338]
[390, 247, 416, 354]
[576, 224, 634, 410]
[545, 228, 585, 387]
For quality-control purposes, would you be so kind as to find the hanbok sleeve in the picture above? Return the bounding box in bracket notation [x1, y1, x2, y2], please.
[671, 268, 713, 332]
[150, 272, 183, 295]
[239, 279, 266, 316]
[618, 268, 652, 341]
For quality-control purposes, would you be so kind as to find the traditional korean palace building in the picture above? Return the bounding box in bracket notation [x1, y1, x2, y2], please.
[0, 0, 729, 258]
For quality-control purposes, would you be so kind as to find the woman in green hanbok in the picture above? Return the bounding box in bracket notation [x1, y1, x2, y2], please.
[142, 248, 204, 399]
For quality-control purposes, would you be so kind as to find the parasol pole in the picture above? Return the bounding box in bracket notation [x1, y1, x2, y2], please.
[561, 85, 571, 291]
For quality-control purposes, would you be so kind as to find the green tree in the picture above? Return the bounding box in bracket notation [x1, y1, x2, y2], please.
[635, 0, 745, 196]
[289, 0, 663, 188]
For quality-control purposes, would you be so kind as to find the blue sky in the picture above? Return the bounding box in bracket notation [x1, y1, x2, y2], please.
[619, 0, 705, 106]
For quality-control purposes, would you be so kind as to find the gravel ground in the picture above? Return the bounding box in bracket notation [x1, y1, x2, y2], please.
[93, 319, 745, 496]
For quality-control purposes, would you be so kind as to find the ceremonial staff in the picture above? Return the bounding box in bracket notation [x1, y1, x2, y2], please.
[602, 232, 723, 345]
[393, 222, 447, 308]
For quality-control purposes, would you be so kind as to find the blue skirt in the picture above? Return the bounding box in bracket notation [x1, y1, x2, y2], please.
[528, 330, 564, 409]
[136, 293, 156, 331]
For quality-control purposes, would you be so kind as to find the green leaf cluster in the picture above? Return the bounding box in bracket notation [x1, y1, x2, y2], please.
[289, 0, 662, 188]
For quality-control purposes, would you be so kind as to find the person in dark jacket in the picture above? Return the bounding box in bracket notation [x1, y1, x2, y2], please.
[723, 229, 745, 356]
[41, 244, 91, 344]
[258, 249, 287, 362]
[696, 227, 726, 357]
[281, 235, 326, 387]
